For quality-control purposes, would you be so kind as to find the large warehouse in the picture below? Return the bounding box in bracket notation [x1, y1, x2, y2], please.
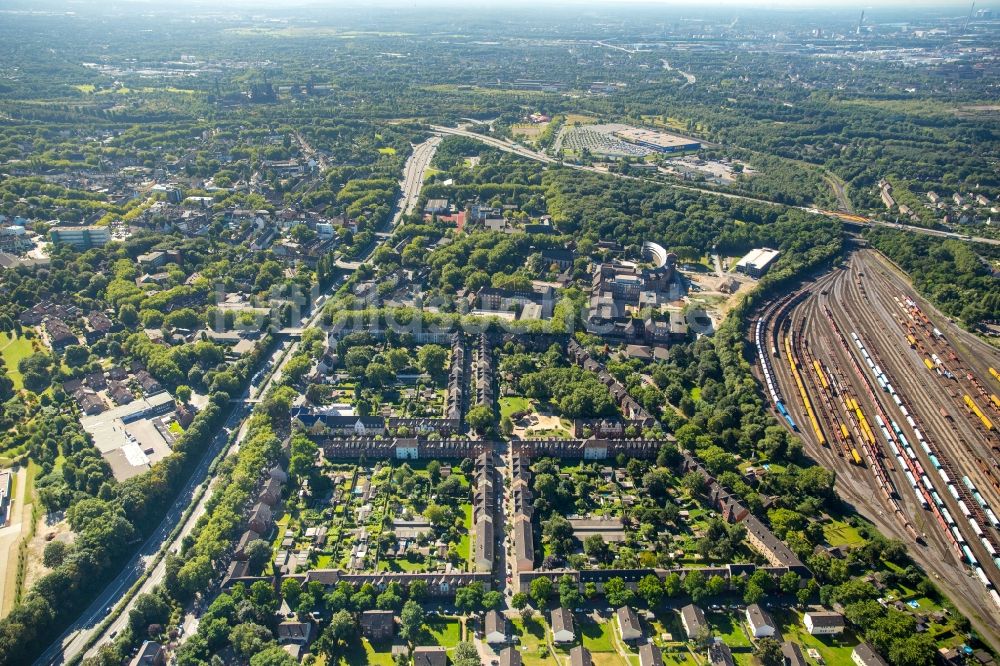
[611, 127, 701, 153]
[735, 248, 780, 278]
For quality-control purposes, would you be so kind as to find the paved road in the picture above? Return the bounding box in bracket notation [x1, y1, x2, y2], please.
[333, 135, 440, 272]
[73, 137, 443, 661]
[430, 125, 1000, 247]
[72, 288, 342, 664]
[38, 398, 251, 666]
[395, 136, 442, 224]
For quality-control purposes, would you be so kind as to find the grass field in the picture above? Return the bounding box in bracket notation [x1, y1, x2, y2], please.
[512, 123, 547, 141]
[0, 332, 35, 390]
[426, 616, 462, 647]
[580, 616, 617, 652]
[773, 609, 857, 666]
[327, 637, 395, 666]
[459, 503, 473, 567]
[500, 396, 532, 420]
[822, 519, 866, 548]
[511, 616, 558, 666]
[378, 147, 397, 155]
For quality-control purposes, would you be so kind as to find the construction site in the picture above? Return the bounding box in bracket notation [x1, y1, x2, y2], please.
[753, 249, 1000, 647]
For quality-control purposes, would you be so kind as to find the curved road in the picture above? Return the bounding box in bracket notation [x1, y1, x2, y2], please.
[430, 125, 1000, 247]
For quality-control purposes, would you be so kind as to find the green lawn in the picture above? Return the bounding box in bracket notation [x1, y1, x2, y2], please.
[458, 503, 473, 568]
[0, 333, 35, 390]
[426, 616, 462, 647]
[822, 519, 865, 548]
[580, 616, 617, 652]
[708, 612, 752, 648]
[773, 609, 857, 666]
[332, 637, 395, 666]
[511, 616, 558, 666]
[500, 396, 533, 420]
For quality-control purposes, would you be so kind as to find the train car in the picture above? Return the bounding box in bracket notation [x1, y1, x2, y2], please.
[904, 470, 917, 488]
[974, 566, 991, 588]
[970, 520, 985, 538]
[851, 449, 862, 465]
[964, 395, 996, 431]
[922, 476, 934, 492]
[983, 539, 997, 557]
[931, 491, 943, 506]
[990, 367, 1000, 384]
[991, 395, 1000, 411]
[840, 423, 850, 441]
[889, 441, 901, 457]
[959, 500, 973, 518]
[951, 526, 965, 544]
[962, 545, 976, 565]
[990, 589, 1000, 610]
[914, 487, 929, 510]
[933, 327, 944, 339]
[906, 335, 917, 348]
[924, 358, 935, 371]
[949, 485, 961, 500]
[812, 360, 829, 390]
[941, 507, 955, 525]
[986, 508, 1000, 529]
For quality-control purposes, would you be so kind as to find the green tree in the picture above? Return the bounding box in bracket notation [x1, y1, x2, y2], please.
[175, 384, 192, 403]
[455, 582, 484, 613]
[530, 577, 554, 608]
[400, 600, 425, 641]
[325, 609, 356, 646]
[465, 404, 493, 433]
[637, 575, 664, 607]
[417, 344, 448, 378]
[250, 646, 297, 666]
[603, 577, 635, 608]
[755, 637, 783, 666]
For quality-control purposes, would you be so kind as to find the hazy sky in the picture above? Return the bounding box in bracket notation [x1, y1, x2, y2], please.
[88, 0, 996, 7]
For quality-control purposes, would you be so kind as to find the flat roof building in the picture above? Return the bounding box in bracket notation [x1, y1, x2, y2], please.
[735, 248, 780, 279]
[49, 225, 111, 250]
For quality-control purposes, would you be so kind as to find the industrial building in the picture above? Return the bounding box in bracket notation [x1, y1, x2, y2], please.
[734, 248, 780, 279]
[612, 126, 702, 153]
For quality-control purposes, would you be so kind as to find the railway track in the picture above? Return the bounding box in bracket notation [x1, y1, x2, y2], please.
[751, 249, 1000, 645]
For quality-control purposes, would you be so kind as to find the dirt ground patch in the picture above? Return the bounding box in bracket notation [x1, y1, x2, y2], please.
[22, 513, 73, 594]
[512, 123, 547, 140]
[512, 411, 569, 438]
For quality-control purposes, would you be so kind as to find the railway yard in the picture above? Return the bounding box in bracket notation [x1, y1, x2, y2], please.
[753, 248, 1000, 646]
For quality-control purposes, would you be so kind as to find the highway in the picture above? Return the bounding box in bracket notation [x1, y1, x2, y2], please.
[62, 136, 443, 663]
[430, 125, 1000, 248]
[334, 135, 441, 271]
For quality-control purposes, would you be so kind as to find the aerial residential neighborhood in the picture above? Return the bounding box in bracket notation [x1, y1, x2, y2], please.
[0, 2, 999, 666]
